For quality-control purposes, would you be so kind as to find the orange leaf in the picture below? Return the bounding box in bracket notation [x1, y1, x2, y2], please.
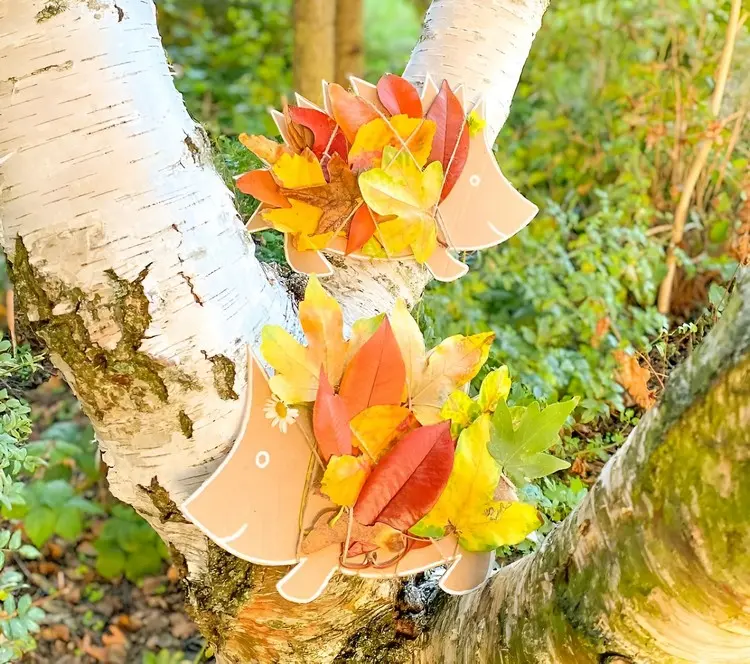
[280, 155, 361, 234]
[339, 318, 406, 418]
[354, 421, 454, 531]
[346, 205, 376, 254]
[313, 369, 353, 462]
[350, 405, 419, 462]
[239, 133, 288, 164]
[377, 74, 423, 118]
[425, 81, 470, 201]
[614, 350, 655, 409]
[328, 83, 379, 143]
[236, 169, 289, 208]
[320, 454, 371, 506]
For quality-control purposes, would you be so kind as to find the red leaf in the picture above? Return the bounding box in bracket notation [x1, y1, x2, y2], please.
[236, 170, 289, 208]
[287, 106, 348, 162]
[425, 81, 470, 201]
[328, 83, 380, 143]
[339, 318, 406, 417]
[346, 205, 376, 254]
[376, 74, 423, 118]
[313, 369, 353, 462]
[354, 421, 454, 530]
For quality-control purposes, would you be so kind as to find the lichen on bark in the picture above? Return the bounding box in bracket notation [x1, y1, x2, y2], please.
[9, 236, 168, 421]
[35, 0, 67, 22]
[206, 353, 239, 400]
[139, 477, 187, 524]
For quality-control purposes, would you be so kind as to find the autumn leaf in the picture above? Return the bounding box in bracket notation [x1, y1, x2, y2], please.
[389, 299, 425, 397]
[339, 318, 406, 418]
[411, 415, 540, 552]
[488, 399, 576, 486]
[261, 276, 348, 403]
[347, 313, 386, 362]
[236, 169, 289, 208]
[425, 80, 470, 201]
[613, 350, 655, 409]
[320, 454, 370, 506]
[377, 74, 423, 118]
[262, 199, 321, 235]
[466, 109, 487, 138]
[477, 367, 511, 413]
[350, 405, 419, 462]
[279, 155, 361, 234]
[354, 421, 454, 531]
[358, 146, 443, 262]
[239, 133, 289, 164]
[346, 204, 377, 254]
[287, 105, 348, 161]
[349, 115, 436, 172]
[313, 369, 353, 462]
[271, 149, 326, 189]
[439, 390, 481, 438]
[283, 104, 314, 153]
[408, 332, 494, 424]
[328, 83, 380, 143]
[301, 511, 404, 556]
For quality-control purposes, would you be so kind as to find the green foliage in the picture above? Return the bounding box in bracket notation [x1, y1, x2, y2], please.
[93, 504, 169, 583]
[142, 650, 191, 664]
[489, 399, 577, 486]
[25, 421, 99, 483]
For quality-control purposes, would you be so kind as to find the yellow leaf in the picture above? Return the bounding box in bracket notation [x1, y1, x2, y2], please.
[260, 277, 348, 403]
[299, 276, 349, 387]
[358, 236, 388, 258]
[272, 149, 326, 189]
[466, 110, 487, 138]
[349, 116, 436, 171]
[295, 231, 334, 251]
[358, 148, 443, 263]
[350, 405, 418, 461]
[410, 415, 540, 551]
[262, 199, 322, 235]
[389, 299, 426, 397]
[321, 455, 371, 507]
[477, 367, 511, 413]
[410, 332, 494, 424]
[439, 390, 481, 438]
[239, 133, 288, 164]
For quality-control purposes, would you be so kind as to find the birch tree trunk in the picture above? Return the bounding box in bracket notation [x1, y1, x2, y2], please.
[10, 1, 748, 663]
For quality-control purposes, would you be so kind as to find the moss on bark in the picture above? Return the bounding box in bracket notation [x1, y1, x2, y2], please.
[139, 477, 187, 524]
[206, 354, 239, 400]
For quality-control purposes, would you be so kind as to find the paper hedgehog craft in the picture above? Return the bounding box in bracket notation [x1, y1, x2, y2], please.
[235, 74, 538, 281]
[182, 279, 545, 603]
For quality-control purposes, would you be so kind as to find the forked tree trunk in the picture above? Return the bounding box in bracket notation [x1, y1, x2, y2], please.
[293, 0, 336, 105]
[6, 1, 748, 663]
[335, 0, 364, 86]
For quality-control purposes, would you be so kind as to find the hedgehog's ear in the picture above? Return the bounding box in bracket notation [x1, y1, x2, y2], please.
[439, 549, 494, 595]
[276, 546, 340, 603]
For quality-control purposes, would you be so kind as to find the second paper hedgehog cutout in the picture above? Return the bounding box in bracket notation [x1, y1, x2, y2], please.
[236, 74, 538, 281]
[182, 278, 549, 603]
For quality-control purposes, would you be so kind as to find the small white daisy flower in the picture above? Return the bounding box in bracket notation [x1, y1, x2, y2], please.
[263, 395, 299, 433]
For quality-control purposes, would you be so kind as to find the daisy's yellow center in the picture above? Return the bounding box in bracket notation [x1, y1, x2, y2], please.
[275, 401, 288, 418]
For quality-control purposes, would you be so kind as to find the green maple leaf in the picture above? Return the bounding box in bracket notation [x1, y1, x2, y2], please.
[488, 398, 578, 486]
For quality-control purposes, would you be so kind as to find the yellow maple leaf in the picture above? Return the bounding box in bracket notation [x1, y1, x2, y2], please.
[320, 454, 371, 507]
[261, 277, 349, 403]
[272, 149, 326, 189]
[295, 231, 335, 251]
[349, 115, 436, 171]
[358, 146, 443, 263]
[350, 405, 418, 462]
[263, 199, 322, 235]
[410, 415, 540, 552]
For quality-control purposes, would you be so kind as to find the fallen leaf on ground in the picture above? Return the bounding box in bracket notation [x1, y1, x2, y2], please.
[169, 612, 197, 639]
[613, 350, 656, 409]
[40, 624, 70, 642]
[411, 415, 540, 551]
[354, 421, 454, 531]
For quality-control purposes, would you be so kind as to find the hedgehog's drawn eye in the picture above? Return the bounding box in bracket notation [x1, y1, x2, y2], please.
[256, 451, 270, 469]
[469, 174, 481, 187]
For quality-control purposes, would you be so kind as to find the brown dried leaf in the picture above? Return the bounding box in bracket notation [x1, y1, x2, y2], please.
[614, 350, 655, 409]
[591, 316, 611, 349]
[238, 133, 289, 164]
[102, 625, 127, 647]
[40, 624, 71, 642]
[280, 155, 362, 234]
[300, 511, 404, 556]
[283, 103, 314, 153]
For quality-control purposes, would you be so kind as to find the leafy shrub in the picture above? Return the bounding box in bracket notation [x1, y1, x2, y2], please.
[93, 505, 170, 582]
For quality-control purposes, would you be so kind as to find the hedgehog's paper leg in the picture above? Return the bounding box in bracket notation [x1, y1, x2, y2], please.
[438, 549, 494, 595]
[246, 204, 272, 232]
[425, 246, 469, 282]
[284, 235, 334, 276]
[276, 545, 340, 604]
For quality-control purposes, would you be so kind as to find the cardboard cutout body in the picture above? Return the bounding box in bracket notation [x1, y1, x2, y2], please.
[182, 350, 495, 603]
[243, 75, 537, 282]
